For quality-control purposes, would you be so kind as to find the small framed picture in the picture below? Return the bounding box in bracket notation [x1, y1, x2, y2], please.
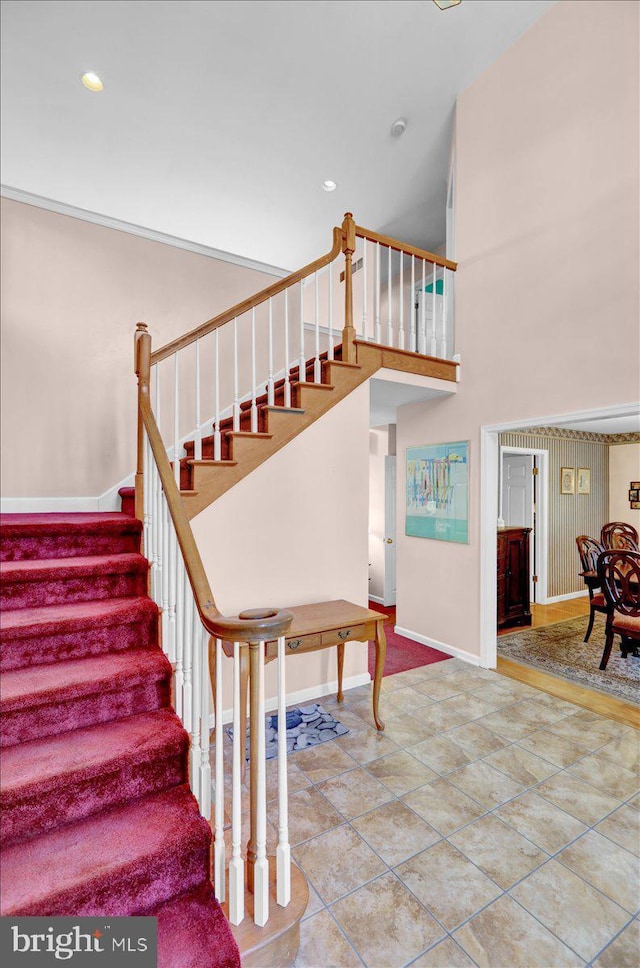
[631, 501, 640, 510]
[561, 467, 575, 495]
[631, 481, 640, 489]
[630, 489, 639, 502]
[577, 468, 591, 495]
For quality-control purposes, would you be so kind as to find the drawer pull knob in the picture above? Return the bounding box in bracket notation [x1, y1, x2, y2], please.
[338, 630, 351, 640]
[288, 639, 302, 650]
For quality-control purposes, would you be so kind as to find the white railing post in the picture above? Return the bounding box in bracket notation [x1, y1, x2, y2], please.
[229, 642, 245, 925]
[410, 255, 416, 352]
[173, 352, 180, 488]
[233, 317, 240, 432]
[374, 242, 381, 343]
[253, 639, 269, 927]
[387, 246, 393, 346]
[440, 267, 448, 359]
[430, 262, 438, 358]
[284, 290, 291, 408]
[276, 635, 291, 907]
[362, 239, 368, 339]
[314, 271, 321, 383]
[190, 604, 202, 804]
[161, 498, 169, 651]
[182, 572, 193, 730]
[420, 259, 426, 355]
[194, 339, 202, 461]
[298, 281, 305, 387]
[399, 252, 405, 350]
[268, 298, 275, 404]
[213, 329, 221, 461]
[251, 308, 258, 432]
[328, 261, 334, 361]
[167, 526, 177, 664]
[213, 636, 225, 900]
[174, 553, 185, 719]
[200, 631, 212, 817]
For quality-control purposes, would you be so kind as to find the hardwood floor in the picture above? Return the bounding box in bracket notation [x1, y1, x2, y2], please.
[497, 596, 590, 637]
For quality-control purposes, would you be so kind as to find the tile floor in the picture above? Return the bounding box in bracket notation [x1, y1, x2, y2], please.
[222, 658, 640, 968]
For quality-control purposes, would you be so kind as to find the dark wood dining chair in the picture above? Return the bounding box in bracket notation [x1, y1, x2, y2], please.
[601, 522, 639, 552]
[576, 535, 609, 642]
[597, 550, 640, 670]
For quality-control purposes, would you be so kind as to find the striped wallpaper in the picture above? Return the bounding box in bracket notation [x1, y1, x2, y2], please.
[500, 432, 609, 599]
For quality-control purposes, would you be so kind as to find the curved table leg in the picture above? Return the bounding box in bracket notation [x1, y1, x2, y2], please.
[372, 620, 386, 731]
[336, 643, 345, 703]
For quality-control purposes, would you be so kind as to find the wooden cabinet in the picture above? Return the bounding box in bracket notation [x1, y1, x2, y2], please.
[497, 527, 532, 629]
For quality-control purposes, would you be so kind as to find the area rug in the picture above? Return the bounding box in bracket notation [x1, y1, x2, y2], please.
[498, 615, 640, 705]
[367, 602, 452, 678]
[227, 704, 348, 760]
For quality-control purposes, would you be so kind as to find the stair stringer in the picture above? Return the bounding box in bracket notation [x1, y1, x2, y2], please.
[182, 345, 457, 520]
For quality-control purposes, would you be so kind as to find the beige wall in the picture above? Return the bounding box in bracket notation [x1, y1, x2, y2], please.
[368, 426, 390, 601]
[192, 384, 371, 706]
[396, 0, 639, 658]
[0, 198, 277, 497]
[609, 443, 640, 530]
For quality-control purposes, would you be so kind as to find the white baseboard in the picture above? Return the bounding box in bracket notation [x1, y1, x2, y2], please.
[0, 496, 102, 513]
[394, 625, 480, 667]
[210, 671, 371, 728]
[543, 590, 589, 604]
[368, 594, 384, 604]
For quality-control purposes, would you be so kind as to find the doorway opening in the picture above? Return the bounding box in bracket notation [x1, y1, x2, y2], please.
[500, 445, 548, 605]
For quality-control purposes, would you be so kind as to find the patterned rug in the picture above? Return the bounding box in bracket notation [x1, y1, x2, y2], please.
[227, 704, 349, 760]
[498, 615, 640, 705]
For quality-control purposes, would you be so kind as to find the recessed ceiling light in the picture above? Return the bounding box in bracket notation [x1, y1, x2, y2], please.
[322, 180, 337, 192]
[391, 118, 408, 137]
[81, 72, 103, 92]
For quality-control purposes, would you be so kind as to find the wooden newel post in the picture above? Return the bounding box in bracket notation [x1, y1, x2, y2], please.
[134, 322, 151, 523]
[341, 212, 357, 364]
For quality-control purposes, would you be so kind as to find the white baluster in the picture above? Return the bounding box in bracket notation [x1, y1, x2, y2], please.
[419, 260, 426, 355]
[399, 252, 405, 350]
[253, 639, 269, 927]
[327, 261, 334, 361]
[229, 642, 245, 925]
[440, 268, 448, 359]
[387, 246, 393, 346]
[233, 317, 240, 432]
[298, 281, 305, 388]
[374, 242, 381, 343]
[190, 606, 202, 804]
[313, 271, 321, 383]
[362, 240, 368, 339]
[167, 525, 177, 663]
[200, 630, 212, 819]
[213, 636, 225, 901]
[284, 290, 291, 408]
[276, 635, 290, 907]
[152, 367, 161, 597]
[410, 255, 416, 352]
[194, 339, 202, 461]
[213, 329, 221, 461]
[174, 553, 184, 719]
[173, 352, 180, 487]
[161, 497, 169, 650]
[143, 433, 151, 568]
[251, 308, 258, 433]
[182, 573, 193, 730]
[268, 298, 275, 404]
[431, 262, 437, 357]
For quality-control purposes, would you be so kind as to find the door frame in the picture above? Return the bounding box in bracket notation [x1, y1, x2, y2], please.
[382, 455, 397, 606]
[500, 445, 549, 606]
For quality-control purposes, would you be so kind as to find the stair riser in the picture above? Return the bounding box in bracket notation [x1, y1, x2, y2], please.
[7, 832, 211, 917]
[1, 679, 171, 748]
[2, 569, 148, 611]
[0, 614, 158, 672]
[2, 749, 187, 847]
[1, 532, 140, 563]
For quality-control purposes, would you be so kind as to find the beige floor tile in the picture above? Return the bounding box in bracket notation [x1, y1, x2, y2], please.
[332, 871, 445, 967]
[546, 714, 626, 752]
[329, 706, 382, 732]
[467, 684, 520, 710]
[483, 744, 559, 786]
[396, 841, 501, 931]
[409, 735, 474, 775]
[386, 685, 437, 713]
[411, 937, 477, 968]
[445, 722, 508, 759]
[453, 894, 583, 968]
[596, 801, 640, 855]
[293, 742, 359, 784]
[351, 800, 441, 867]
[596, 733, 640, 774]
[302, 881, 325, 921]
[348, 698, 401, 729]
[510, 859, 629, 962]
[377, 673, 408, 694]
[264, 756, 311, 802]
[334, 725, 400, 765]
[287, 787, 344, 846]
[293, 824, 386, 905]
[558, 830, 640, 913]
[475, 706, 542, 741]
[568, 752, 640, 800]
[316, 767, 393, 819]
[447, 760, 526, 809]
[535, 772, 621, 826]
[403, 779, 486, 836]
[365, 749, 439, 796]
[527, 692, 582, 719]
[436, 693, 501, 722]
[294, 909, 363, 968]
[449, 814, 548, 889]
[518, 729, 591, 768]
[592, 919, 640, 968]
[495, 791, 587, 853]
[382, 713, 439, 747]
[414, 678, 467, 701]
[391, 664, 451, 686]
[411, 703, 469, 733]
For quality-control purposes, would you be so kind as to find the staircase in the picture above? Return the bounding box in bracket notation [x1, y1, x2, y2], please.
[0, 512, 240, 968]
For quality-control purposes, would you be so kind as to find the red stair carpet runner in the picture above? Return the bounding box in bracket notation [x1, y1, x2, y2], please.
[367, 602, 452, 678]
[0, 512, 240, 968]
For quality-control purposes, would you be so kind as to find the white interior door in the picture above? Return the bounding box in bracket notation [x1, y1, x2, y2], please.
[501, 453, 536, 600]
[383, 456, 396, 606]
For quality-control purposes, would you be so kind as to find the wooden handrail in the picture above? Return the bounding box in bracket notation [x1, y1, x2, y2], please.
[150, 227, 344, 365]
[136, 327, 293, 643]
[354, 225, 457, 272]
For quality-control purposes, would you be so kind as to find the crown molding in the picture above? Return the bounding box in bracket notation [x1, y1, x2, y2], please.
[1, 184, 290, 279]
[502, 426, 640, 444]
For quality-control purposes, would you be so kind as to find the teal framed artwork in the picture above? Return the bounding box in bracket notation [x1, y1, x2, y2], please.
[406, 441, 469, 543]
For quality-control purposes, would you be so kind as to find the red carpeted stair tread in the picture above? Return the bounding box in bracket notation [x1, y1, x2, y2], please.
[1, 513, 142, 561]
[1, 709, 188, 846]
[0, 595, 157, 639]
[0, 784, 212, 917]
[1, 553, 149, 609]
[0, 552, 147, 581]
[151, 882, 241, 968]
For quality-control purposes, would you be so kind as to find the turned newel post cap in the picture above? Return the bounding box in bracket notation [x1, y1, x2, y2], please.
[136, 322, 149, 332]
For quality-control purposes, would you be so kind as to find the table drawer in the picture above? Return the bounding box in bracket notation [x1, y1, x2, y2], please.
[286, 633, 321, 654]
[320, 624, 367, 646]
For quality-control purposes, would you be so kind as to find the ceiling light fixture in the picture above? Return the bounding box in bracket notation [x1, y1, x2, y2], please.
[322, 180, 337, 192]
[433, 0, 462, 9]
[391, 117, 408, 137]
[81, 72, 104, 92]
